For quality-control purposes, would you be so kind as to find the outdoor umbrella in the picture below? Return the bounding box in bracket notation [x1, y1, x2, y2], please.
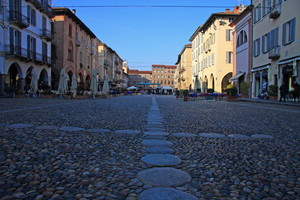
[71, 74, 77, 98]
[102, 74, 110, 93]
[30, 72, 38, 96]
[91, 69, 98, 98]
[58, 69, 68, 97]
[127, 86, 138, 90]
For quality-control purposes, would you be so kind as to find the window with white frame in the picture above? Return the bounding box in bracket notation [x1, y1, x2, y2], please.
[237, 30, 248, 47]
[262, 32, 271, 53]
[226, 52, 233, 64]
[282, 18, 296, 45]
[254, 38, 260, 57]
[254, 3, 261, 22]
[226, 29, 233, 41]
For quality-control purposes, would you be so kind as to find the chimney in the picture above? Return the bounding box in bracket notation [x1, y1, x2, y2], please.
[234, 6, 240, 13]
[72, 9, 76, 15]
[225, 9, 231, 13]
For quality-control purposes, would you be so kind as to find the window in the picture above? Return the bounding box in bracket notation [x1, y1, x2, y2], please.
[79, 51, 82, 63]
[262, 32, 271, 53]
[27, 35, 36, 59]
[229, 18, 234, 23]
[69, 24, 72, 37]
[212, 53, 215, 65]
[27, 6, 36, 26]
[42, 42, 47, 62]
[9, 28, 21, 55]
[270, 27, 279, 48]
[282, 18, 296, 45]
[237, 30, 248, 47]
[254, 38, 261, 57]
[68, 42, 73, 61]
[254, 3, 261, 22]
[226, 52, 233, 64]
[226, 29, 233, 41]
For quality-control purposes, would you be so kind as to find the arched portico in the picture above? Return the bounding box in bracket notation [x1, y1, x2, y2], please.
[6, 63, 24, 92]
[209, 73, 215, 91]
[222, 72, 233, 93]
[39, 69, 50, 90]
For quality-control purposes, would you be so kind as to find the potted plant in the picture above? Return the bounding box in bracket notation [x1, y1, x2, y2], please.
[175, 89, 180, 99]
[183, 89, 189, 101]
[226, 84, 238, 101]
[240, 82, 249, 98]
[268, 85, 278, 100]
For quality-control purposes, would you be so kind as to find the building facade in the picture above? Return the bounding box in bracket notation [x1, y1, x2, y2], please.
[230, 6, 252, 95]
[52, 8, 97, 92]
[151, 65, 176, 88]
[0, 0, 52, 96]
[252, 0, 300, 97]
[190, 6, 243, 93]
[175, 43, 192, 90]
[128, 69, 152, 89]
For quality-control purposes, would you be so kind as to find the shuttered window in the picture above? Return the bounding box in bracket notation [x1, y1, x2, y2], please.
[282, 18, 296, 45]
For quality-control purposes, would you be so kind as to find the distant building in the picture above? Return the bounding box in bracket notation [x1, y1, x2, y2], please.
[251, 0, 300, 98]
[190, 6, 243, 93]
[0, 0, 53, 96]
[151, 65, 176, 88]
[128, 69, 152, 89]
[175, 43, 192, 90]
[230, 6, 252, 95]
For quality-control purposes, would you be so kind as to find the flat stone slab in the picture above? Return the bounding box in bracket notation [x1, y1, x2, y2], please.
[6, 123, 34, 129]
[144, 136, 167, 140]
[35, 125, 59, 130]
[228, 134, 251, 139]
[144, 131, 169, 136]
[139, 187, 198, 200]
[146, 147, 174, 154]
[172, 132, 197, 138]
[59, 126, 84, 132]
[141, 154, 181, 166]
[86, 129, 112, 133]
[199, 133, 226, 138]
[251, 134, 274, 139]
[146, 128, 166, 132]
[114, 130, 140, 134]
[138, 167, 191, 187]
[141, 139, 173, 147]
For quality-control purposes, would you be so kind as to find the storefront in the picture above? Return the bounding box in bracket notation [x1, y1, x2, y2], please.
[251, 65, 269, 97]
[278, 57, 300, 91]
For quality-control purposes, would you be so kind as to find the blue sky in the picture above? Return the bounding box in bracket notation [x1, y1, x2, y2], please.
[52, 0, 251, 70]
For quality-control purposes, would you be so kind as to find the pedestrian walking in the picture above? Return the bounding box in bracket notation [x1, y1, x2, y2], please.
[279, 83, 288, 102]
[292, 81, 300, 102]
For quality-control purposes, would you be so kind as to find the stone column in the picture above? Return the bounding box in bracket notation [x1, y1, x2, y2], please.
[18, 78, 25, 91]
[0, 74, 6, 96]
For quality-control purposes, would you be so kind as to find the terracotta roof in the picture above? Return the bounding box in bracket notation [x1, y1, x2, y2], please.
[152, 65, 177, 69]
[128, 69, 152, 75]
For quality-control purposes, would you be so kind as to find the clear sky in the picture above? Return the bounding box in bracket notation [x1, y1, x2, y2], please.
[52, 0, 251, 70]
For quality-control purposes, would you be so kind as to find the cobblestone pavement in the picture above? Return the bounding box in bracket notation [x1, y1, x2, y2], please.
[0, 95, 299, 200]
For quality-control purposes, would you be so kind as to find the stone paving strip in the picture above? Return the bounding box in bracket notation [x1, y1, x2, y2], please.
[138, 97, 198, 200]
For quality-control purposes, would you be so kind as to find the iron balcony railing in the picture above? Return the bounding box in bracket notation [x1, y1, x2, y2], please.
[268, 46, 280, 60]
[25, 0, 53, 17]
[40, 29, 52, 41]
[5, 44, 51, 65]
[9, 10, 29, 29]
[270, 4, 281, 19]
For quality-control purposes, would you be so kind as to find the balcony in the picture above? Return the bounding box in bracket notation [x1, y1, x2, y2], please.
[269, 5, 281, 19]
[9, 10, 29, 29]
[25, 0, 42, 9]
[268, 46, 280, 60]
[40, 29, 52, 41]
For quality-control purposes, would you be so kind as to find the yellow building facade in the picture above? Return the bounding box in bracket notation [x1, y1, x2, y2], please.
[175, 44, 192, 90]
[190, 7, 243, 93]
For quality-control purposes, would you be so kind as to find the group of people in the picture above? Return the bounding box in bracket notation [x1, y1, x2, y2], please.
[279, 82, 300, 102]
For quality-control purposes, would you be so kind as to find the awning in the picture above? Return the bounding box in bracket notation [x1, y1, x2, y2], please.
[251, 65, 269, 72]
[229, 72, 245, 82]
[277, 56, 300, 65]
